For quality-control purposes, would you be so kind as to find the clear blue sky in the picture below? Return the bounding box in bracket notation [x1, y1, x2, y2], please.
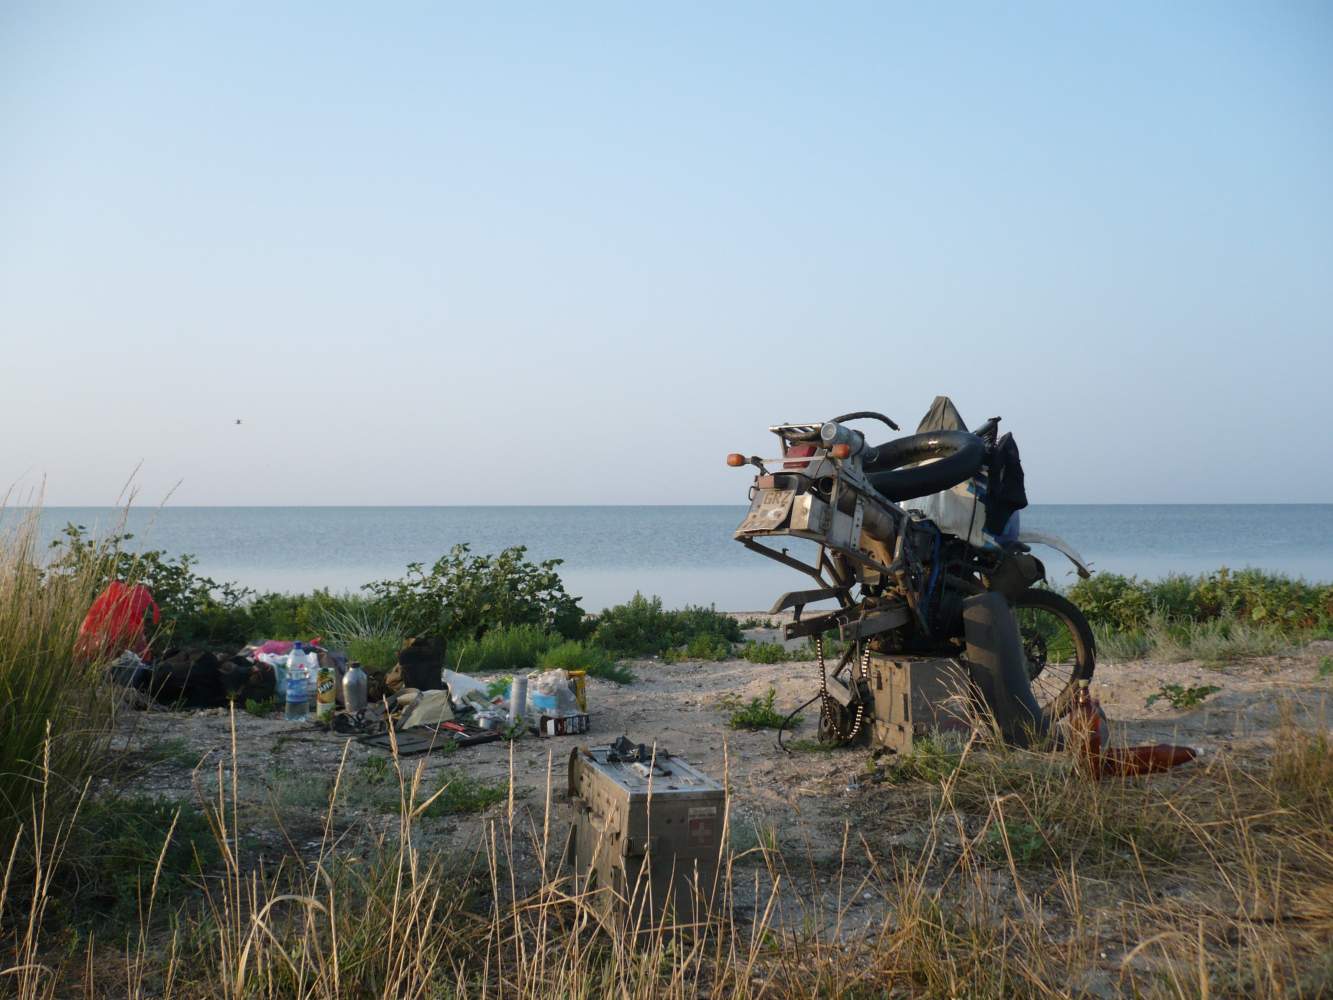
[2, 2, 1330, 505]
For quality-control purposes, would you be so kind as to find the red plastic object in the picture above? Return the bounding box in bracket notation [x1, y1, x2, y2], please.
[76, 581, 159, 662]
[1069, 681, 1195, 780]
[1103, 744, 1197, 777]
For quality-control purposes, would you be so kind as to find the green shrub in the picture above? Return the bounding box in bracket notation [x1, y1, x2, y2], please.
[419, 769, 508, 817]
[1094, 610, 1289, 665]
[317, 598, 404, 670]
[365, 544, 585, 643]
[1146, 683, 1221, 710]
[45, 525, 410, 651]
[1320, 656, 1333, 679]
[592, 593, 741, 657]
[720, 688, 793, 730]
[1069, 569, 1333, 634]
[980, 817, 1049, 867]
[740, 640, 796, 664]
[56, 795, 219, 926]
[539, 639, 634, 684]
[48, 522, 257, 648]
[665, 633, 733, 662]
[884, 733, 968, 784]
[451, 624, 553, 673]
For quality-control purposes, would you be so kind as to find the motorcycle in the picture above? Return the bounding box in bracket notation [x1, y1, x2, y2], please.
[727, 397, 1096, 745]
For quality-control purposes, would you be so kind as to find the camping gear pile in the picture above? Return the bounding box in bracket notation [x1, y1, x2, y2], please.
[89, 585, 595, 753]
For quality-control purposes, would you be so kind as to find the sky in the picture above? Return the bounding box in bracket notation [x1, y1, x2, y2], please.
[2, 2, 1330, 506]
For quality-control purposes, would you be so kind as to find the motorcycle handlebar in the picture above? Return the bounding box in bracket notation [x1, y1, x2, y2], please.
[827, 411, 900, 432]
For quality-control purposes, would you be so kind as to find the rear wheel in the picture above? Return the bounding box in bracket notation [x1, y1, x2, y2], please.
[1009, 588, 1095, 719]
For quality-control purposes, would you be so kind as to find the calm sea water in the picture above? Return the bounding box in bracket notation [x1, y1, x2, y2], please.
[15, 505, 1333, 611]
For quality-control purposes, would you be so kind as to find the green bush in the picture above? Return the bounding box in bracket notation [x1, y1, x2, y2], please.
[317, 599, 403, 671]
[720, 688, 793, 730]
[46, 525, 399, 650]
[539, 639, 634, 684]
[1068, 568, 1332, 634]
[591, 593, 742, 657]
[740, 640, 797, 664]
[365, 544, 585, 643]
[48, 522, 256, 648]
[664, 633, 733, 662]
[884, 733, 968, 784]
[1147, 683, 1221, 710]
[451, 624, 554, 673]
[419, 769, 508, 817]
[57, 795, 219, 926]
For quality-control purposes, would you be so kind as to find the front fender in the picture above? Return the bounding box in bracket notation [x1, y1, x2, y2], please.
[1017, 531, 1093, 579]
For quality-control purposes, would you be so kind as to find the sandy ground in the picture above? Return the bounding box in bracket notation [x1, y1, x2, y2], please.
[107, 629, 1333, 961]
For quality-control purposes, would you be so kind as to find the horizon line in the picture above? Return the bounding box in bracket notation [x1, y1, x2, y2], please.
[21, 501, 1333, 510]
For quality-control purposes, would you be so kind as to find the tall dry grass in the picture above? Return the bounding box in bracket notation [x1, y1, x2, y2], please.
[3, 699, 1330, 999]
[0, 504, 122, 899]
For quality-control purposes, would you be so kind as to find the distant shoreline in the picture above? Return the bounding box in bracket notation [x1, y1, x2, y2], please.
[19, 502, 1333, 510]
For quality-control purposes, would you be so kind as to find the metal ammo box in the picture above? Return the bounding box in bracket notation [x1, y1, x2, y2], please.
[567, 737, 726, 929]
[868, 654, 975, 753]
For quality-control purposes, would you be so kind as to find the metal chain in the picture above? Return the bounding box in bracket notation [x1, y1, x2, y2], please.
[816, 634, 832, 733]
[845, 644, 872, 741]
[817, 635, 873, 743]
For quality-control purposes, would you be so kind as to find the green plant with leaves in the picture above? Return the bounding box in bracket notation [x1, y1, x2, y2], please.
[419, 769, 508, 817]
[365, 544, 585, 643]
[980, 817, 1049, 867]
[1147, 683, 1222, 710]
[1319, 656, 1332, 679]
[451, 624, 553, 673]
[883, 733, 968, 784]
[55, 795, 219, 927]
[316, 599, 403, 670]
[739, 640, 798, 664]
[664, 632, 733, 662]
[48, 522, 258, 647]
[539, 639, 634, 684]
[590, 593, 741, 658]
[1069, 568, 1332, 634]
[720, 688, 794, 730]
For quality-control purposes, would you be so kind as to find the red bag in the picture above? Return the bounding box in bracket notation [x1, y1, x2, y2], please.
[76, 581, 160, 662]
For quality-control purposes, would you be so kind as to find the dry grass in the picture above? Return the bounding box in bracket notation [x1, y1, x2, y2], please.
[0, 503, 123, 902]
[1, 700, 1329, 999]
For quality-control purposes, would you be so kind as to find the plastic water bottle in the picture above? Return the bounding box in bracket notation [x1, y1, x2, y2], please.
[284, 641, 308, 721]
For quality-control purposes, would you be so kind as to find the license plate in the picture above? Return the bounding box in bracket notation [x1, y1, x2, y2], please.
[737, 489, 796, 534]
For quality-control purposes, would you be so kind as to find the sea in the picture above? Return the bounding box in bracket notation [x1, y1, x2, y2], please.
[16, 505, 1333, 612]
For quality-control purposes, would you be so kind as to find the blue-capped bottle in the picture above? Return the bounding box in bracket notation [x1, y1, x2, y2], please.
[284, 641, 308, 721]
